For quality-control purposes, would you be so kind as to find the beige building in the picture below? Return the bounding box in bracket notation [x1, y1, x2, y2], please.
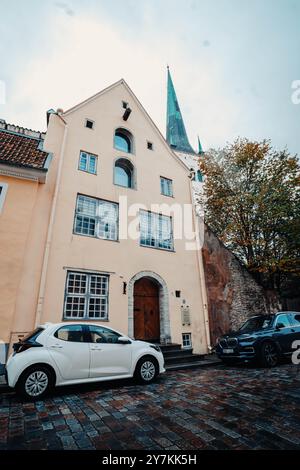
[0, 122, 54, 370]
[0, 78, 210, 370]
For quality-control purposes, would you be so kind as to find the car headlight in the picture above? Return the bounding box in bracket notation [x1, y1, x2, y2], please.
[150, 344, 161, 352]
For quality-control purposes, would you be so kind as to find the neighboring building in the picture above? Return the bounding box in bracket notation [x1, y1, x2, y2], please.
[0, 78, 211, 370]
[0, 121, 54, 372]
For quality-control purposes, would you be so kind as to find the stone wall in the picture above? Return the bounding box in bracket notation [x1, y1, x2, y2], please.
[202, 225, 281, 346]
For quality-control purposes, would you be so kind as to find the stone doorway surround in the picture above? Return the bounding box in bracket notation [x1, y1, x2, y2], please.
[128, 271, 171, 344]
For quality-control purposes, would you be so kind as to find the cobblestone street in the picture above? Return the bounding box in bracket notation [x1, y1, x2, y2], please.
[1, 363, 300, 450]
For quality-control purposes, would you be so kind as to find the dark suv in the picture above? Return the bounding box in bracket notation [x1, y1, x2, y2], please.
[216, 311, 300, 367]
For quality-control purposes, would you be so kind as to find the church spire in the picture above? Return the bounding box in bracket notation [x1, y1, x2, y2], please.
[197, 135, 204, 155]
[166, 67, 195, 154]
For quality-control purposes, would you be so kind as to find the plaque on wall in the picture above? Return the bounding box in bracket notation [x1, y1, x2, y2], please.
[181, 305, 191, 326]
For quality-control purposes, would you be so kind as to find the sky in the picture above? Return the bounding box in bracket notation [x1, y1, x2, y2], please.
[1, 0, 300, 154]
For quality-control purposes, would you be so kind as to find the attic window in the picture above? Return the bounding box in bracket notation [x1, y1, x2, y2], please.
[122, 101, 128, 109]
[85, 119, 94, 130]
[147, 141, 153, 150]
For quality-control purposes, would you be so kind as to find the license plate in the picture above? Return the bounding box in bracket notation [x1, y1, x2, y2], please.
[223, 348, 234, 354]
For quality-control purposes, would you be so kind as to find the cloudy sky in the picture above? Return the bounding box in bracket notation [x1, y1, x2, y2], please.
[1, 0, 300, 154]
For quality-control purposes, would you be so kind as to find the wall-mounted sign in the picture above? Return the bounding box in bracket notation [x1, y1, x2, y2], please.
[181, 305, 191, 326]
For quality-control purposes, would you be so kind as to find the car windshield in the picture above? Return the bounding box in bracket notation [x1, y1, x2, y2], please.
[239, 316, 272, 333]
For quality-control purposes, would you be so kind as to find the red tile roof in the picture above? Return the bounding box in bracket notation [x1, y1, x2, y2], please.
[0, 127, 48, 170]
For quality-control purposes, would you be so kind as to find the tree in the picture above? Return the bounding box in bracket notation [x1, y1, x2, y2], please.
[199, 138, 300, 292]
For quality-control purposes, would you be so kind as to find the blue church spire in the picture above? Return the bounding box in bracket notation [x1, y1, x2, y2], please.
[166, 67, 195, 154]
[197, 135, 204, 155]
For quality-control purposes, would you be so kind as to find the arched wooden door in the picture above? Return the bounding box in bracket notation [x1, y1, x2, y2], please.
[133, 278, 160, 342]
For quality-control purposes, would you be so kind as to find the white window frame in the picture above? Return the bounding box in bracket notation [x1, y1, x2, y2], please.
[182, 333, 192, 349]
[140, 209, 173, 251]
[74, 194, 119, 241]
[78, 151, 98, 175]
[63, 271, 109, 320]
[0, 183, 8, 214]
[160, 176, 173, 197]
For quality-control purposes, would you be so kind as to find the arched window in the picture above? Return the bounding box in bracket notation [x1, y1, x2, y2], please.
[114, 158, 134, 188]
[114, 128, 133, 153]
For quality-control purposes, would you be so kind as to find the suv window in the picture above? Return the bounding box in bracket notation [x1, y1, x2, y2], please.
[54, 325, 85, 342]
[291, 314, 300, 326]
[275, 314, 291, 329]
[88, 325, 121, 344]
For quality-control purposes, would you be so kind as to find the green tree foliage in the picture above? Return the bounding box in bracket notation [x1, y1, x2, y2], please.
[199, 138, 300, 291]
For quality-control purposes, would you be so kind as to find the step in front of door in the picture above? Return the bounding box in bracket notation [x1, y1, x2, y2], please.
[159, 344, 222, 371]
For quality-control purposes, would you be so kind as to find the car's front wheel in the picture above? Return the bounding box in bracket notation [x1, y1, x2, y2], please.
[16, 365, 54, 400]
[134, 356, 158, 384]
[260, 341, 279, 368]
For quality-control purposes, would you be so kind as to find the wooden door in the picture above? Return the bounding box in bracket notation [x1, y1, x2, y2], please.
[133, 278, 160, 341]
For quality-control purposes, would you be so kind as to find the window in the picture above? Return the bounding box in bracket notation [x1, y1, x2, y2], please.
[0, 183, 8, 214]
[239, 316, 272, 333]
[147, 141, 153, 150]
[54, 325, 85, 342]
[175, 290, 181, 298]
[85, 119, 94, 129]
[88, 325, 121, 343]
[64, 272, 109, 320]
[291, 314, 300, 326]
[182, 333, 192, 349]
[74, 194, 118, 241]
[140, 210, 173, 251]
[275, 314, 291, 329]
[114, 128, 132, 153]
[114, 158, 134, 188]
[122, 101, 128, 109]
[78, 151, 98, 174]
[160, 177, 173, 197]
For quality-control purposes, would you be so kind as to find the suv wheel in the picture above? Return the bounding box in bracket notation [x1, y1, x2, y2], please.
[16, 365, 54, 400]
[134, 356, 158, 384]
[260, 342, 279, 368]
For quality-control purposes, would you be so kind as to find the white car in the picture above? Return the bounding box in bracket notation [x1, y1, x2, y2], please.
[6, 322, 165, 399]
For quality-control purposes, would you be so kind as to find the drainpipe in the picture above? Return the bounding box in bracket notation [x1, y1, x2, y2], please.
[188, 179, 212, 352]
[34, 114, 68, 327]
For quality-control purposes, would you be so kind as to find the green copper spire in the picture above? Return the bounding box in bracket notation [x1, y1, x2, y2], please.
[197, 135, 204, 154]
[166, 67, 195, 154]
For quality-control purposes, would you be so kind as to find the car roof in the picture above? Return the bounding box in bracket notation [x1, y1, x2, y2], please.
[249, 311, 300, 320]
[275, 311, 300, 315]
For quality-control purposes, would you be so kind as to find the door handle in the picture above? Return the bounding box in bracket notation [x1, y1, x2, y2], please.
[91, 347, 102, 351]
[50, 344, 63, 349]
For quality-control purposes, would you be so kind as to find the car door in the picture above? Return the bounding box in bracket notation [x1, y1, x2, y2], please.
[47, 324, 90, 380]
[272, 314, 294, 354]
[87, 325, 132, 378]
[289, 313, 300, 351]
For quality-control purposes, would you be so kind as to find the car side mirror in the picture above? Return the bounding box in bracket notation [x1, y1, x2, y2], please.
[117, 336, 131, 345]
[276, 323, 284, 330]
